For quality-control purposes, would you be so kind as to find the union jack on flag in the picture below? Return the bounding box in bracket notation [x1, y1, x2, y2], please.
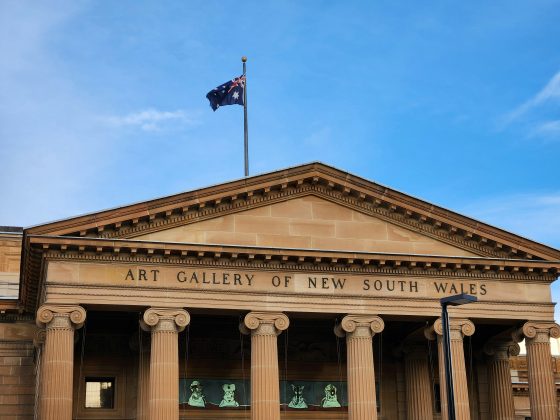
[206, 75, 245, 111]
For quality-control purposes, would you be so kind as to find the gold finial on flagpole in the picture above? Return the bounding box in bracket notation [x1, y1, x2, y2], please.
[241, 56, 247, 62]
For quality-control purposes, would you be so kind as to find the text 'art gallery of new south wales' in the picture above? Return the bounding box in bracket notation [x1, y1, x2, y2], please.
[2, 163, 560, 420]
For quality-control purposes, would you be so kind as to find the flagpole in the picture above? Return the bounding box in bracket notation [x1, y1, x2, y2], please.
[242, 56, 249, 177]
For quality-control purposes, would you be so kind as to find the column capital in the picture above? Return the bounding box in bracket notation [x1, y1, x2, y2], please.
[334, 314, 384, 339]
[424, 318, 475, 341]
[514, 321, 560, 344]
[241, 311, 289, 336]
[36, 304, 86, 329]
[483, 340, 520, 361]
[143, 307, 190, 332]
[33, 328, 46, 348]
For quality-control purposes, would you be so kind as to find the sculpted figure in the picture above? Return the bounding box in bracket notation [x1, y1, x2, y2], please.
[188, 381, 206, 407]
[321, 384, 341, 408]
[219, 383, 240, 407]
[288, 384, 307, 409]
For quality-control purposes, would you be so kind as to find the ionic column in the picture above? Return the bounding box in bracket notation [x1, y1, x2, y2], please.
[515, 322, 560, 420]
[143, 308, 190, 420]
[36, 304, 86, 420]
[33, 328, 46, 420]
[335, 315, 385, 420]
[425, 318, 475, 420]
[483, 341, 519, 420]
[135, 327, 151, 420]
[403, 344, 434, 420]
[241, 311, 289, 420]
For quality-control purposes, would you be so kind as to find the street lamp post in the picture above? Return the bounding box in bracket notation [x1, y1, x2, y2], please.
[440, 293, 477, 420]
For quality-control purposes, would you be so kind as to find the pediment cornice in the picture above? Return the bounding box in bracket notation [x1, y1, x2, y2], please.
[25, 163, 560, 261]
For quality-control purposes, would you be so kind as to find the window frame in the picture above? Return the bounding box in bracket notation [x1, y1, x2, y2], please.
[74, 367, 126, 419]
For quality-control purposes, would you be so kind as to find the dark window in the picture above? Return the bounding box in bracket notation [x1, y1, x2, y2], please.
[85, 377, 115, 409]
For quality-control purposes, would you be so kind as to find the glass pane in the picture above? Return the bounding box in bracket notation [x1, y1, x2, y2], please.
[85, 377, 115, 409]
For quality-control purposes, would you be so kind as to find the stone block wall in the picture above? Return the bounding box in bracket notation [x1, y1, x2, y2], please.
[0, 340, 36, 419]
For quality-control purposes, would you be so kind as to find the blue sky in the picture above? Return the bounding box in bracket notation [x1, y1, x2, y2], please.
[1, 1, 560, 315]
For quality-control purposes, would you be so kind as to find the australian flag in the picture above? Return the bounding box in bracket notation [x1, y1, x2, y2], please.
[206, 75, 245, 111]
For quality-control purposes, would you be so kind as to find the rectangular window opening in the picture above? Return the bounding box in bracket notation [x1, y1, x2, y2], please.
[85, 377, 115, 409]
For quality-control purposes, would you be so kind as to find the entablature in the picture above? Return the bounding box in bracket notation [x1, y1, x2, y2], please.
[30, 235, 560, 280]
[22, 235, 557, 321]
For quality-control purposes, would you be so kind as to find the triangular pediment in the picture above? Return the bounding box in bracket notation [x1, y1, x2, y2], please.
[132, 195, 477, 256]
[25, 162, 560, 260]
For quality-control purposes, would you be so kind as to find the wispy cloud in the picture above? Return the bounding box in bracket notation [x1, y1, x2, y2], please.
[507, 71, 560, 122]
[101, 109, 196, 131]
[505, 71, 560, 123]
[531, 119, 560, 138]
[459, 192, 560, 249]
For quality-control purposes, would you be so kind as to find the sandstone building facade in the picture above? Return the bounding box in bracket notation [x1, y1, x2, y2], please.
[1, 162, 559, 419]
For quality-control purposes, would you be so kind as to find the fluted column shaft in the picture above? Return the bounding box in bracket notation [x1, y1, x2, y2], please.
[143, 308, 190, 420]
[404, 346, 434, 420]
[33, 329, 46, 420]
[426, 318, 474, 420]
[241, 312, 289, 420]
[36, 304, 86, 420]
[136, 330, 151, 420]
[335, 314, 385, 420]
[435, 336, 449, 420]
[484, 342, 518, 420]
[450, 335, 470, 418]
[517, 322, 560, 420]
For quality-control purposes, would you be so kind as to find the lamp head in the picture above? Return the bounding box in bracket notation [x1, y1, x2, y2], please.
[440, 293, 478, 306]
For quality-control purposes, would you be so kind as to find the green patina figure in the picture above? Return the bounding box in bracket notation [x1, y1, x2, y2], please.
[321, 384, 341, 408]
[188, 381, 206, 408]
[288, 384, 307, 409]
[219, 383, 240, 407]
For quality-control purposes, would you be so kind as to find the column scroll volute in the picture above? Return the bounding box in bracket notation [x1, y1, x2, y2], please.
[515, 321, 560, 343]
[335, 314, 385, 339]
[483, 341, 520, 360]
[143, 307, 190, 332]
[424, 318, 474, 341]
[36, 304, 87, 329]
[242, 311, 289, 336]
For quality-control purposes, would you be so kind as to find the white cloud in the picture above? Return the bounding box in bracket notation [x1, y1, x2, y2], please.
[505, 71, 560, 124]
[531, 119, 560, 138]
[101, 109, 196, 131]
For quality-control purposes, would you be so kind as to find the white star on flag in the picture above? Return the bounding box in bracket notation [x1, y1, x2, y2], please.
[232, 91, 239, 100]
